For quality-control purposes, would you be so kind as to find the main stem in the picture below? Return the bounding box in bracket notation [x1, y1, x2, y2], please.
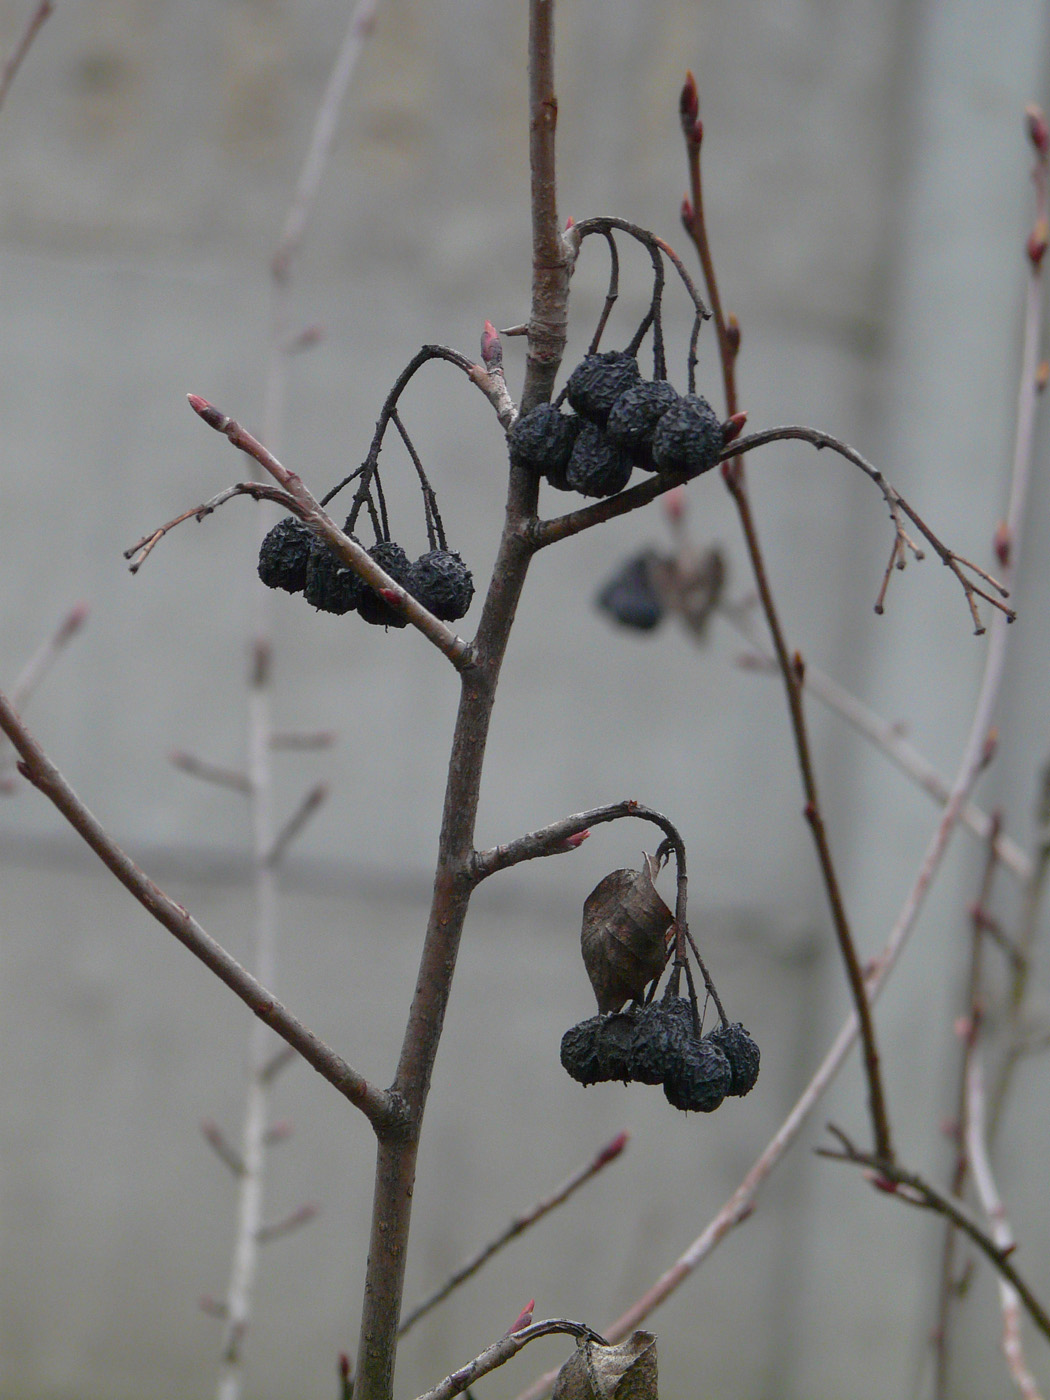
[352, 5, 567, 1398]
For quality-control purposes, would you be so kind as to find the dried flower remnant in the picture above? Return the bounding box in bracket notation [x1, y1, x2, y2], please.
[581, 854, 673, 1014]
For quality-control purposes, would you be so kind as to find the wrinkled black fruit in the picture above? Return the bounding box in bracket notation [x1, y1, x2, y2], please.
[662, 1037, 733, 1113]
[597, 551, 665, 631]
[705, 1022, 760, 1097]
[507, 403, 581, 488]
[303, 535, 364, 615]
[566, 352, 642, 426]
[651, 393, 724, 477]
[357, 540, 413, 627]
[560, 1011, 639, 1085]
[606, 380, 680, 462]
[628, 997, 697, 1084]
[258, 516, 313, 593]
[410, 549, 474, 622]
[565, 422, 634, 498]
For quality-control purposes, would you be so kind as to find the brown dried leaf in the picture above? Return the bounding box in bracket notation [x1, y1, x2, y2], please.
[581, 854, 673, 1014]
[552, 1333, 658, 1400]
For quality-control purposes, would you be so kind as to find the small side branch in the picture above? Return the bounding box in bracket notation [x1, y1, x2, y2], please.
[818, 1127, 1050, 1346]
[399, 1131, 628, 1336]
[125, 482, 300, 574]
[416, 1320, 607, 1400]
[184, 396, 474, 671]
[0, 691, 397, 1135]
[0, 0, 52, 112]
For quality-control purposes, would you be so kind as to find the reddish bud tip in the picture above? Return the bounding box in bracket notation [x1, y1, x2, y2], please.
[1026, 103, 1050, 156]
[1027, 218, 1048, 266]
[378, 588, 401, 605]
[663, 484, 687, 523]
[339, 1354, 352, 1380]
[187, 394, 227, 430]
[681, 196, 693, 225]
[595, 1130, 630, 1166]
[481, 320, 503, 370]
[721, 410, 747, 446]
[508, 1300, 535, 1335]
[1037, 360, 1050, 392]
[562, 829, 590, 850]
[565, 214, 575, 229]
[726, 314, 741, 354]
[994, 519, 1011, 567]
[692, 118, 704, 145]
[679, 72, 699, 125]
[792, 651, 806, 683]
[872, 1174, 899, 1195]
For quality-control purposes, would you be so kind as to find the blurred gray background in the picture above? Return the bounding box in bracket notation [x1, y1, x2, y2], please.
[2, 1, 1050, 1398]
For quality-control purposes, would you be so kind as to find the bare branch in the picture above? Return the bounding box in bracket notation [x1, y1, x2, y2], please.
[125, 482, 300, 574]
[185, 396, 475, 671]
[399, 1131, 629, 1335]
[0, 0, 52, 113]
[255, 1203, 319, 1245]
[0, 690, 397, 1134]
[966, 1054, 1045, 1398]
[415, 1320, 606, 1400]
[169, 750, 251, 795]
[265, 782, 328, 867]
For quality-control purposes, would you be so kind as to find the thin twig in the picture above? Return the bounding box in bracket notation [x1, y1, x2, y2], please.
[0, 0, 52, 113]
[125, 482, 299, 573]
[185, 397, 474, 670]
[966, 1052, 1045, 1398]
[399, 1131, 628, 1335]
[255, 1203, 319, 1245]
[0, 601, 88, 793]
[415, 1320, 606, 1400]
[170, 750, 251, 794]
[265, 782, 328, 867]
[0, 691, 396, 1133]
[818, 1127, 1050, 1346]
[201, 1120, 246, 1177]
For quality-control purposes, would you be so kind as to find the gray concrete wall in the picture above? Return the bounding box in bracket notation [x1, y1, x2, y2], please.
[2, 2, 1050, 1398]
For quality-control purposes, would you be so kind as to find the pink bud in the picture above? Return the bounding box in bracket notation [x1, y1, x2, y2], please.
[1027, 218, 1048, 266]
[663, 485, 686, 523]
[721, 411, 747, 446]
[1026, 103, 1049, 156]
[509, 1300, 535, 1334]
[993, 520, 1011, 567]
[481, 320, 503, 371]
[679, 72, 699, 127]
[595, 1130, 629, 1167]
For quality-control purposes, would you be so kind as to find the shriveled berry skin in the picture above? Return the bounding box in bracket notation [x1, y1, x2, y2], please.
[596, 551, 664, 631]
[565, 422, 633, 497]
[561, 1011, 639, 1085]
[662, 1037, 732, 1112]
[705, 1022, 760, 1096]
[357, 540, 413, 627]
[258, 517, 313, 593]
[566, 352, 642, 426]
[410, 549, 474, 622]
[303, 535, 364, 615]
[629, 998, 696, 1085]
[507, 403, 581, 488]
[606, 380, 680, 462]
[651, 393, 724, 477]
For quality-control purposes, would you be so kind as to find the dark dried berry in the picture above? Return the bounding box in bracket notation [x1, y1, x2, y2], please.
[629, 997, 696, 1084]
[651, 393, 724, 477]
[606, 380, 680, 462]
[662, 1037, 732, 1113]
[507, 403, 581, 488]
[409, 550, 474, 622]
[357, 540, 413, 627]
[304, 535, 364, 615]
[258, 517, 313, 593]
[705, 1022, 760, 1097]
[566, 352, 642, 426]
[560, 1011, 639, 1085]
[565, 422, 633, 498]
[597, 551, 665, 631]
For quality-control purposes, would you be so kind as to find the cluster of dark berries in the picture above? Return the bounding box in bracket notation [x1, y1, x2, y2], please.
[257, 516, 474, 626]
[507, 350, 724, 498]
[560, 997, 759, 1113]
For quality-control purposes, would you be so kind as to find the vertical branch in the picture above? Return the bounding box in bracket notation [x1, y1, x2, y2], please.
[353, 7, 564, 1400]
[521, 0, 569, 415]
[680, 77, 894, 1161]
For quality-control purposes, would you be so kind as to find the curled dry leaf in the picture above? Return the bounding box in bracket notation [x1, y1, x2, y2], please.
[581, 854, 673, 1014]
[552, 1332, 658, 1400]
